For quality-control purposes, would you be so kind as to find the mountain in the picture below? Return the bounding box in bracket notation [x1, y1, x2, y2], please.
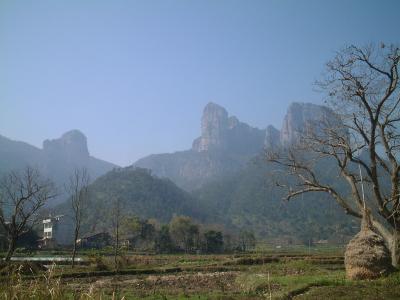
[41, 130, 118, 185]
[264, 102, 341, 149]
[56, 167, 204, 234]
[193, 154, 357, 243]
[134, 102, 337, 191]
[225, 102, 357, 241]
[0, 130, 118, 205]
[49, 101, 357, 242]
[192, 102, 265, 154]
[134, 102, 266, 190]
[0, 135, 42, 172]
[133, 101, 357, 241]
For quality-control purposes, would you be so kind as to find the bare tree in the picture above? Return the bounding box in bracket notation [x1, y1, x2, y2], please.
[268, 44, 400, 267]
[0, 166, 56, 261]
[66, 168, 90, 268]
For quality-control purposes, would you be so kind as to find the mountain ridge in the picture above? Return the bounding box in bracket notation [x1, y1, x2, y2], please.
[134, 101, 336, 191]
[0, 130, 118, 206]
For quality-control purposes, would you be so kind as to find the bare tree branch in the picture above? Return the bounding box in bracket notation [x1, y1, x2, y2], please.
[0, 166, 56, 261]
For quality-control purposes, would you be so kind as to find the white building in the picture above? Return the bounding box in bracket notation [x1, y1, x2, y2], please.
[41, 215, 73, 248]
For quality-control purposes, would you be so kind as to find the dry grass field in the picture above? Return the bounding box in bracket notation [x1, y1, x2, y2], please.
[1, 249, 400, 299]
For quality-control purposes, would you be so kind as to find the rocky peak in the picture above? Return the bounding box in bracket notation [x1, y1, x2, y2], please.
[228, 116, 240, 128]
[192, 102, 266, 155]
[280, 102, 336, 147]
[43, 129, 89, 160]
[193, 102, 229, 151]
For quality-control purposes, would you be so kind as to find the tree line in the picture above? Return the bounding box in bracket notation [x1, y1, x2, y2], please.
[117, 215, 256, 254]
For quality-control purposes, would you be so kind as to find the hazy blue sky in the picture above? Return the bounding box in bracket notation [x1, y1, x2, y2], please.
[1, 0, 399, 166]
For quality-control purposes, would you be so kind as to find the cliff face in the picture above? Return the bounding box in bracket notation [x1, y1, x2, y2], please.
[192, 102, 265, 155]
[279, 102, 337, 148]
[262, 102, 338, 150]
[193, 103, 230, 152]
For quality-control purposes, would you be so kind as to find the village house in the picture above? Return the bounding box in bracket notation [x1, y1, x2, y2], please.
[40, 215, 73, 248]
[77, 232, 112, 249]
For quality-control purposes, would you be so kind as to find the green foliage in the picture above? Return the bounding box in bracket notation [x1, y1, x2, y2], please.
[121, 215, 157, 250]
[155, 225, 175, 254]
[204, 230, 224, 253]
[57, 167, 204, 234]
[169, 216, 199, 253]
[16, 229, 40, 249]
[238, 230, 256, 252]
[194, 155, 358, 242]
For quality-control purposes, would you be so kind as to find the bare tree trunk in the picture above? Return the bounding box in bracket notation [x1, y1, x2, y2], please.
[389, 231, 400, 268]
[71, 227, 79, 268]
[66, 168, 89, 269]
[5, 237, 16, 262]
[71, 244, 77, 268]
[371, 217, 400, 268]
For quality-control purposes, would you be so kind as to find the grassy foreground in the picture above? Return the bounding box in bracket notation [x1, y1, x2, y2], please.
[1, 251, 400, 299]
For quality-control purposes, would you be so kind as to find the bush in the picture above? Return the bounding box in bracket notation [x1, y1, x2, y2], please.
[89, 254, 109, 271]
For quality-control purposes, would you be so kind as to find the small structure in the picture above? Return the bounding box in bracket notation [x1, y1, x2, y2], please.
[77, 232, 112, 249]
[315, 239, 329, 245]
[40, 215, 73, 248]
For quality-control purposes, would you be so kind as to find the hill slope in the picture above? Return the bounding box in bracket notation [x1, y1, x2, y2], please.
[193, 155, 357, 243]
[62, 167, 205, 234]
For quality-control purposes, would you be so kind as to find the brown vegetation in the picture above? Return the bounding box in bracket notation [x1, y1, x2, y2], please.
[345, 211, 392, 279]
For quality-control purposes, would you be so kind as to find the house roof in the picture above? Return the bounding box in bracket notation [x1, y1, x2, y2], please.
[80, 231, 110, 239]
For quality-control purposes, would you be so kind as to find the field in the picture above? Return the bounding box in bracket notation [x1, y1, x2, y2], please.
[1, 247, 400, 299]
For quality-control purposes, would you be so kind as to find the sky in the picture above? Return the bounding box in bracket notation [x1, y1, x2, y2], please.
[0, 0, 399, 166]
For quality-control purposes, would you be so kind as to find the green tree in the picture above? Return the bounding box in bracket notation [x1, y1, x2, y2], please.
[169, 216, 199, 253]
[155, 225, 174, 253]
[204, 230, 224, 253]
[121, 216, 156, 250]
[239, 230, 256, 252]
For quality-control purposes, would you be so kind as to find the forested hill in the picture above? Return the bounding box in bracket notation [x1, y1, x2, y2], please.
[192, 154, 358, 243]
[57, 158, 358, 243]
[60, 167, 205, 234]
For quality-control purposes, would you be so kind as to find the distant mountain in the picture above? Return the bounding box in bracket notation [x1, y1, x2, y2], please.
[134, 102, 337, 191]
[135, 102, 266, 190]
[53, 102, 356, 242]
[0, 135, 42, 172]
[0, 130, 118, 206]
[131, 101, 358, 241]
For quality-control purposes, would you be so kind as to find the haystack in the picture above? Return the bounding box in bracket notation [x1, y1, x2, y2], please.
[344, 209, 392, 280]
